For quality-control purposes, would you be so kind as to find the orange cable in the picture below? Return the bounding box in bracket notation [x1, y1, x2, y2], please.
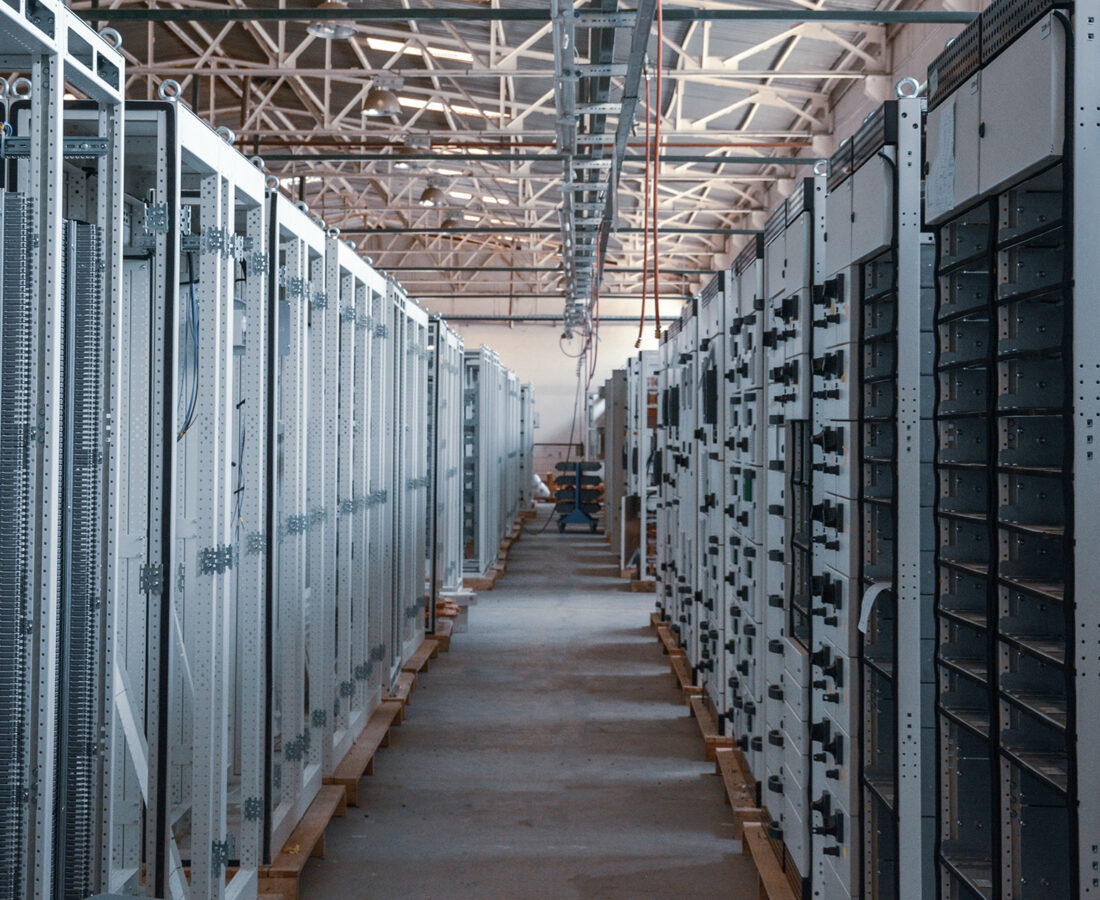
[652, 0, 663, 339]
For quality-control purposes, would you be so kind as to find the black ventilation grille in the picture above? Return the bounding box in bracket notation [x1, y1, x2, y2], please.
[699, 271, 726, 307]
[827, 139, 853, 191]
[852, 102, 898, 174]
[786, 177, 814, 220]
[735, 234, 764, 275]
[981, 0, 1054, 63]
[764, 205, 786, 247]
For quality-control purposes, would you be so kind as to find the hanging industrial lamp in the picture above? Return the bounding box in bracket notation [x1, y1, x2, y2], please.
[363, 86, 403, 117]
[307, 1, 358, 40]
[418, 185, 448, 208]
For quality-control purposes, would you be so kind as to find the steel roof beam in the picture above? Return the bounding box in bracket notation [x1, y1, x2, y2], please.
[381, 266, 715, 273]
[79, 7, 977, 25]
[259, 151, 811, 164]
[348, 225, 756, 235]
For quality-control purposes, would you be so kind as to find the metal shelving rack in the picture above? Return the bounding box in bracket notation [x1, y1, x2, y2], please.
[924, 0, 1099, 892]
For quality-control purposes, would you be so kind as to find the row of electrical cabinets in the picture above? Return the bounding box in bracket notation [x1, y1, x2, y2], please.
[655, 0, 1098, 893]
[0, 18, 530, 897]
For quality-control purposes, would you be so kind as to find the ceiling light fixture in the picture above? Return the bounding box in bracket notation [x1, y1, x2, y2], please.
[307, 1, 358, 40]
[363, 86, 403, 117]
[418, 185, 447, 207]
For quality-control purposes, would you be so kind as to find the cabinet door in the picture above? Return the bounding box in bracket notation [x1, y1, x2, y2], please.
[851, 155, 893, 263]
[925, 75, 980, 224]
[979, 14, 1064, 196]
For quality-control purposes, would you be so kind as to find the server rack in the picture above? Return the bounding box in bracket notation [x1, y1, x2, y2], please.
[0, 7, 125, 898]
[924, 0, 1099, 893]
[428, 316, 465, 628]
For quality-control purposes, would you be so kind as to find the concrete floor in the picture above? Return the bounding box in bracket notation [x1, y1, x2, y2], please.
[300, 507, 761, 898]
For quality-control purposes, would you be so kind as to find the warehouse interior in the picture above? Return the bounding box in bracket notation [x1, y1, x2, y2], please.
[0, 0, 1092, 897]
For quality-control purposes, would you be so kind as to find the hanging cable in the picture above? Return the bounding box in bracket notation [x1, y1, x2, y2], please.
[178, 252, 200, 440]
[652, 0, 663, 339]
[637, 69, 651, 349]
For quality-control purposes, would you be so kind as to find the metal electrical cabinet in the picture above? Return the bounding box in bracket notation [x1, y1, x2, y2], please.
[817, 96, 934, 900]
[519, 383, 536, 512]
[388, 281, 430, 676]
[728, 236, 767, 781]
[323, 233, 388, 780]
[695, 275, 730, 719]
[266, 190, 329, 864]
[462, 347, 523, 581]
[925, 0, 1099, 894]
[602, 368, 629, 553]
[622, 351, 659, 580]
[0, 7, 125, 899]
[428, 316, 466, 626]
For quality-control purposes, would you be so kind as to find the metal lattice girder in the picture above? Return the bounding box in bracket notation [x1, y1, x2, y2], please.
[69, 0, 975, 306]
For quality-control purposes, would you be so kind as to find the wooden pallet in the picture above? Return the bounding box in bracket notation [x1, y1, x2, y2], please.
[669, 653, 703, 699]
[463, 572, 497, 591]
[402, 638, 439, 676]
[324, 699, 403, 806]
[649, 611, 662, 628]
[741, 823, 798, 900]
[714, 748, 765, 839]
[688, 694, 734, 761]
[385, 670, 417, 712]
[431, 616, 454, 652]
[258, 785, 347, 899]
[656, 623, 680, 657]
[630, 579, 657, 593]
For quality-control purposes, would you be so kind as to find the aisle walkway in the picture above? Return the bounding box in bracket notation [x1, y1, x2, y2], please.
[300, 506, 760, 898]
